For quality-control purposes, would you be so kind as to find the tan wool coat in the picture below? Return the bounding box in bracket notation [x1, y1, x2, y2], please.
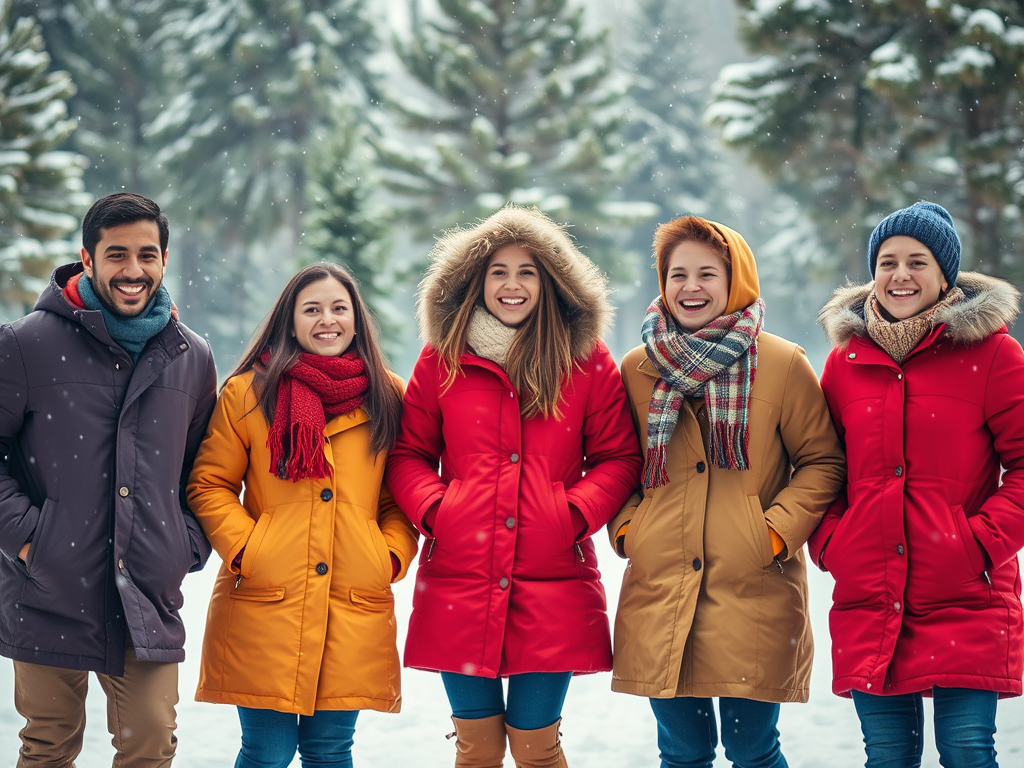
[187, 371, 419, 715]
[610, 334, 845, 702]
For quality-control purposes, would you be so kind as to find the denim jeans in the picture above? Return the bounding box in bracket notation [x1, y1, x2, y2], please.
[648, 696, 789, 768]
[851, 687, 999, 768]
[440, 671, 572, 730]
[235, 706, 359, 768]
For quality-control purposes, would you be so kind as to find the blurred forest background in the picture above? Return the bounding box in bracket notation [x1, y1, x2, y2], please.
[3, 0, 1023, 374]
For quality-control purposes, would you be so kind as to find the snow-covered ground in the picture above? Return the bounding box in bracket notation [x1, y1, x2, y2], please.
[2, 544, 1022, 767]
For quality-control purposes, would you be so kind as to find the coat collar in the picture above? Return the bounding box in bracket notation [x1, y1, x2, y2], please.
[819, 271, 1020, 348]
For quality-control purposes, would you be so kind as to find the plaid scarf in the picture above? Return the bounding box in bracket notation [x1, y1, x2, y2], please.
[641, 297, 764, 487]
[266, 351, 369, 481]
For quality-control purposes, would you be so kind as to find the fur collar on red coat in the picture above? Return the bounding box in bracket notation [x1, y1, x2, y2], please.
[819, 271, 1020, 348]
[415, 205, 612, 359]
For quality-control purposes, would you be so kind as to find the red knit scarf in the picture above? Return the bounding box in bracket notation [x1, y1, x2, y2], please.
[267, 351, 369, 481]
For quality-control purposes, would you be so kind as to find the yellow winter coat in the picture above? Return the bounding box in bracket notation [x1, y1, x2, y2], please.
[609, 335, 845, 703]
[186, 371, 419, 715]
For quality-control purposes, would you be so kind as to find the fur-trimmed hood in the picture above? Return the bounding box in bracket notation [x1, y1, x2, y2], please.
[819, 271, 1021, 348]
[416, 206, 611, 359]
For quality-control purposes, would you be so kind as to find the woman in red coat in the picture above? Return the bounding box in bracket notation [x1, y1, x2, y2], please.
[386, 206, 641, 767]
[809, 201, 1024, 768]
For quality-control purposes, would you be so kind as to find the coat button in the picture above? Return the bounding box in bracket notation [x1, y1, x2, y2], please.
[499, 577, 509, 589]
[510, 453, 519, 463]
[692, 558, 702, 571]
[895, 466, 903, 477]
[894, 601, 901, 612]
[897, 373, 903, 380]
[114, 363, 121, 370]
[118, 486, 129, 497]
[848, 352, 857, 359]
[118, 559, 125, 570]
[316, 562, 328, 575]
[505, 517, 516, 529]
[696, 462, 706, 473]
[320, 488, 333, 502]
[897, 544, 905, 555]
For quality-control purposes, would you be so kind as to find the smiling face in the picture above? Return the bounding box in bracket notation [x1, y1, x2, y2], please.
[873, 235, 948, 320]
[664, 240, 731, 331]
[80, 220, 167, 317]
[292, 277, 356, 356]
[483, 244, 540, 327]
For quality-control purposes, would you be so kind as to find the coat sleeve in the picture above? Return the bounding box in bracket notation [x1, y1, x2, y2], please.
[186, 376, 257, 572]
[179, 340, 217, 572]
[564, 343, 643, 539]
[385, 347, 448, 536]
[806, 347, 849, 570]
[972, 334, 1024, 571]
[0, 324, 37, 559]
[764, 343, 846, 561]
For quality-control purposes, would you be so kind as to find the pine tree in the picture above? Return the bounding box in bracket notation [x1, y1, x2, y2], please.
[707, 1, 1024, 282]
[0, 1, 88, 312]
[302, 106, 404, 350]
[151, 0, 379, 251]
[13, 0, 178, 196]
[378, 0, 643, 278]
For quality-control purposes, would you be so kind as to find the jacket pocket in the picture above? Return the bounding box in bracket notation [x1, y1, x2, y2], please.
[622, 496, 653, 560]
[367, 519, 392, 583]
[240, 511, 274, 580]
[551, 482, 575, 551]
[229, 586, 285, 602]
[951, 505, 988, 578]
[745, 495, 775, 569]
[350, 587, 394, 610]
[23, 498, 57, 577]
[431, 479, 462, 540]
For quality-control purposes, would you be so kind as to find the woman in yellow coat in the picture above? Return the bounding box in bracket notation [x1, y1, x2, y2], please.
[187, 263, 418, 768]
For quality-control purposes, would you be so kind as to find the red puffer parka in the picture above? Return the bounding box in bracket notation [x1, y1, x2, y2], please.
[386, 208, 642, 678]
[809, 273, 1024, 698]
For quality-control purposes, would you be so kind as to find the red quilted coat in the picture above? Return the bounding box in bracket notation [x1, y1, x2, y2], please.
[808, 273, 1024, 698]
[386, 208, 642, 678]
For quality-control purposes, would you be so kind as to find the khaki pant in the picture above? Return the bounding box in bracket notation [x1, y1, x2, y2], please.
[13, 646, 178, 768]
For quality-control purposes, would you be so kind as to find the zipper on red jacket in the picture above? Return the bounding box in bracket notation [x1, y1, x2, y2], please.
[575, 542, 585, 563]
[426, 537, 437, 561]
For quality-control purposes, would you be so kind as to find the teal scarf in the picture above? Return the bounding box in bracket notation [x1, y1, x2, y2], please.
[78, 276, 173, 362]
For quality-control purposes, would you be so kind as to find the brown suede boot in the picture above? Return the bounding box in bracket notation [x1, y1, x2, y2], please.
[449, 714, 507, 767]
[505, 720, 568, 768]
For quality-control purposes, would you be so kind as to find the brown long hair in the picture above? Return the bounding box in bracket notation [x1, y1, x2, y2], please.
[434, 248, 575, 420]
[229, 263, 403, 454]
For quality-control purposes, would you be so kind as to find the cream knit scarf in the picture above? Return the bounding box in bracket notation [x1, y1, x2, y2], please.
[865, 287, 964, 364]
[466, 306, 518, 367]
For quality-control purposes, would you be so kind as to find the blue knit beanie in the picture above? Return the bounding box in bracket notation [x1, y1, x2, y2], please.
[867, 201, 961, 286]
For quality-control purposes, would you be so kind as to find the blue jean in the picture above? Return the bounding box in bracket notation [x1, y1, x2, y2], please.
[440, 671, 572, 730]
[648, 696, 789, 768]
[852, 687, 999, 768]
[235, 706, 359, 768]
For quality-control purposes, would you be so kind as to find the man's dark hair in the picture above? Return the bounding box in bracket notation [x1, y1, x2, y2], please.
[81, 193, 170, 257]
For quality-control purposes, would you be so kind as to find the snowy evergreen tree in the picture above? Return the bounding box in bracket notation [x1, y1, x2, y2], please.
[0, 1, 88, 312]
[708, 1, 1024, 283]
[151, 0, 379, 251]
[378, 0, 643, 278]
[302, 106, 404, 348]
[12, 0, 179, 196]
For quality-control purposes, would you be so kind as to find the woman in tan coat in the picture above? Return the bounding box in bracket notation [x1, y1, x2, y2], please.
[609, 216, 845, 768]
[187, 263, 418, 768]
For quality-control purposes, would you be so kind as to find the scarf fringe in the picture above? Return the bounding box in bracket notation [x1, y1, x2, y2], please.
[642, 444, 670, 489]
